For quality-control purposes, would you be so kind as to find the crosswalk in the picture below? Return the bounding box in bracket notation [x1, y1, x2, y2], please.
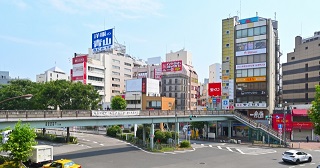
[192, 143, 277, 155]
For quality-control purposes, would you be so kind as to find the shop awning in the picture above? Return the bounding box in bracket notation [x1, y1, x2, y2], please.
[292, 109, 308, 116]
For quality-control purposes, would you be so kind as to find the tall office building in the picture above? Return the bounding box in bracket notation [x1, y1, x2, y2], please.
[209, 63, 222, 83]
[221, 16, 238, 110]
[282, 31, 320, 105]
[233, 16, 280, 118]
[221, 16, 281, 118]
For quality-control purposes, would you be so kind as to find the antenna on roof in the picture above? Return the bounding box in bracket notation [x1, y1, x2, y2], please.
[274, 12, 277, 20]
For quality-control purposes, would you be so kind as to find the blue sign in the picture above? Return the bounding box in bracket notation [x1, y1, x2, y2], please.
[223, 100, 228, 105]
[212, 98, 216, 102]
[276, 115, 280, 119]
[239, 16, 259, 24]
[278, 124, 283, 129]
[92, 29, 113, 53]
[188, 130, 191, 136]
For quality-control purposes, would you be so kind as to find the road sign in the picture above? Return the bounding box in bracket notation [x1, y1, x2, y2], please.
[278, 124, 283, 129]
[276, 115, 280, 119]
[223, 100, 228, 105]
[212, 98, 216, 102]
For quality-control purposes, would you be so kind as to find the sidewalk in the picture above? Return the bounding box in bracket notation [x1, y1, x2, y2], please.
[289, 141, 320, 150]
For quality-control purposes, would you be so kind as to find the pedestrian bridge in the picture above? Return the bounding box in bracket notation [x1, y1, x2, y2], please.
[0, 110, 285, 144]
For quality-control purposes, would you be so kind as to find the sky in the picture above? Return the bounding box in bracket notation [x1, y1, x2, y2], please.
[1, 0, 320, 82]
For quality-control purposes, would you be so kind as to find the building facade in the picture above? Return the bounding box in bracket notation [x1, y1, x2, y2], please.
[36, 67, 70, 83]
[166, 49, 192, 66]
[233, 16, 280, 118]
[282, 31, 320, 105]
[0, 71, 10, 85]
[209, 63, 222, 83]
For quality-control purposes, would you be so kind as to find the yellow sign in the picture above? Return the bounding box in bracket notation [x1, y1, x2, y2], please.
[236, 76, 266, 83]
[222, 76, 229, 80]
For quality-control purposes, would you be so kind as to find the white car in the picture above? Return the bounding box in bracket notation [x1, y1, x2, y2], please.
[282, 150, 312, 164]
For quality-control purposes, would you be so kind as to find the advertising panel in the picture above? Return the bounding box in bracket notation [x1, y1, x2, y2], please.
[142, 78, 147, 94]
[248, 109, 267, 119]
[154, 67, 162, 80]
[236, 62, 266, 70]
[72, 55, 88, 64]
[239, 16, 259, 24]
[162, 60, 182, 72]
[126, 79, 142, 92]
[236, 48, 266, 57]
[272, 114, 292, 131]
[92, 29, 113, 53]
[235, 103, 267, 108]
[236, 76, 266, 83]
[222, 99, 229, 110]
[208, 83, 221, 96]
[72, 63, 84, 77]
[146, 78, 160, 95]
[92, 110, 139, 117]
[292, 122, 313, 129]
[71, 62, 87, 84]
[237, 90, 266, 96]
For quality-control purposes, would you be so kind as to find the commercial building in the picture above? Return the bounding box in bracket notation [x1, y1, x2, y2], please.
[282, 31, 320, 105]
[0, 71, 10, 85]
[36, 66, 70, 83]
[209, 63, 221, 83]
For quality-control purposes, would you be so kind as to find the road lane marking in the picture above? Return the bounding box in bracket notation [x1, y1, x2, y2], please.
[201, 144, 204, 146]
[93, 141, 98, 143]
[236, 149, 245, 154]
[226, 147, 233, 152]
[99, 144, 104, 146]
[209, 145, 212, 147]
[217, 146, 222, 149]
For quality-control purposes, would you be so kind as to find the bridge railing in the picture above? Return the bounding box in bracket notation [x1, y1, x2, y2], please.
[0, 110, 234, 118]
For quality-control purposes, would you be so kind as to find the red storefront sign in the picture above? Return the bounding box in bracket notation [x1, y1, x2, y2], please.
[272, 113, 292, 131]
[208, 83, 221, 96]
[292, 122, 313, 129]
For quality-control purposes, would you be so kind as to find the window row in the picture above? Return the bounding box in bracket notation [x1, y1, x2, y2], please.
[112, 59, 120, 64]
[236, 40, 266, 52]
[236, 68, 266, 77]
[88, 76, 103, 81]
[236, 96, 267, 103]
[112, 84, 120, 87]
[112, 77, 120, 82]
[112, 65, 120, 70]
[236, 26, 267, 39]
[146, 101, 162, 108]
[236, 82, 267, 90]
[236, 54, 266, 64]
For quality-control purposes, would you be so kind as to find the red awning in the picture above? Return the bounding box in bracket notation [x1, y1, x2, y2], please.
[292, 109, 308, 116]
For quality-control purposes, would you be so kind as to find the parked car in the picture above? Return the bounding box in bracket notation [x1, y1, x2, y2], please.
[42, 159, 81, 168]
[317, 165, 320, 168]
[282, 150, 312, 164]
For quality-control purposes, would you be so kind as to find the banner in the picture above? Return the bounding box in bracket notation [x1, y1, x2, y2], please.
[92, 111, 140, 117]
[162, 60, 182, 72]
[208, 83, 221, 96]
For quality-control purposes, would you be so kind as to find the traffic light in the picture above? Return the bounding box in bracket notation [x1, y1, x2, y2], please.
[189, 115, 197, 120]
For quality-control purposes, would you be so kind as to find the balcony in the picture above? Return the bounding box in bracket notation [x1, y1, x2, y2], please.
[87, 80, 104, 87]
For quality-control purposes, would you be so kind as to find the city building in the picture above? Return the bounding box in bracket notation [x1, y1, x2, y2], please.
[233, 16, 280, 120]
[282, 31, 320, 105]
[166, 49, 192, 66]
[36, 66, 70, 83]
[0, 71, 10, 85]
[71, 43, 145, 108]
[209, 63, 222, 83]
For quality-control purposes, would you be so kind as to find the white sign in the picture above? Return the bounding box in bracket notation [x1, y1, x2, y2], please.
[249, 111, 264, 118]
[235, 103, 267, 108]
[236, 62, 266, 70]
[92, 111, 140, 117]
[222, 99, 229, 109]
[236, 48, 266, 56]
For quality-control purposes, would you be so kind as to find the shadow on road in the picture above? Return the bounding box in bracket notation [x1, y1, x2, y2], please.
[54, 144, 139, 160]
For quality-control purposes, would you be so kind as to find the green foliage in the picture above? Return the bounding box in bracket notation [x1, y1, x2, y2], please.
[191, 121, 206, 130]
[0, 79, 101, 110]
[309, 85, 320, 135]
[107, 125, 121, 137]
[122, 129, 131, 133]
[111, 96, 127, 110]
[136, 125, 150, 140]
[154, 130, 166, 143]
[1, 121, 37, 166]
[179, 140, 191, 148]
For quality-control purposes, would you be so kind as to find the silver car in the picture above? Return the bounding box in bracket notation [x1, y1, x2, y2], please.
[282, 150, 312, 164]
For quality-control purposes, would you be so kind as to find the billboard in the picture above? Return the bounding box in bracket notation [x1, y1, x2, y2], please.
[208, 83, 221, 97]
[92, 29, 113, 53]
[236, 62, 266, 70]
[126, 79, 142, 92]
[236, 40, 267, 56]
[154, 67, 162, 80]
[71, 62, 87, 84]
[235, 103, 267, 108]
[142, 78, 147, 94]
[162, 60, 182, 72]
[72, 55, 88, 64]
[236, 76, 266, 83]
[239, 16, 259, 24]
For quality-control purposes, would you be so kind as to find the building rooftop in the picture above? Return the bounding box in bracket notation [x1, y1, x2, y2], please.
[46, 66, 65, 74]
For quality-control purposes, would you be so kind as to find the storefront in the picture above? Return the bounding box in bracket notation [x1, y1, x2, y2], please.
[291, 109, 313, 141]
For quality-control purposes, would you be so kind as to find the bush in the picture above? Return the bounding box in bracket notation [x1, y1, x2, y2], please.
[180, 140, 191, 148]
[107, 125, 121, 137]
[69, 136, 78, 144]
[154, 130, 166, 143]
[123, 129, 131, 133]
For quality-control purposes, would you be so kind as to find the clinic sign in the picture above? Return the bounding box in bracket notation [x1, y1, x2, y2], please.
[92, 29, 113, 53]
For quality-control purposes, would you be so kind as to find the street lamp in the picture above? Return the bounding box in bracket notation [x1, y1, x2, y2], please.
[0, 94, 33, 105]
[283, 101, 288, 147]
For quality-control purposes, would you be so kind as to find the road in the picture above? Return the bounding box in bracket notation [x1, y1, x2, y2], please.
[40, 132, 320, 168]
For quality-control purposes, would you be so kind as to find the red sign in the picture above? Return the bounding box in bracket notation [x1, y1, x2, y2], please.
[161, 60, 182, 72]
[272, 114, 292, 131]
[72, 55, 88, 64]
[208, 83, 221, 96]
[141, 78, 146, 94]
[292, 122, 313, 129]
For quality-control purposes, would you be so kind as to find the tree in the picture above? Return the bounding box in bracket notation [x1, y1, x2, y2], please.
[308, 85, 320, 135]
[1, 121, 37, 167]
[111, 96, 127, 110]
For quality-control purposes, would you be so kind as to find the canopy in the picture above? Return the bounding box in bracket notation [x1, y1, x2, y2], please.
[292, 109, 308, 116]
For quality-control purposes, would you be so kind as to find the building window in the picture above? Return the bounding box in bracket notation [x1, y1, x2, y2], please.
[305, 73, 308, 81]
[226, 43, 230, 47]
[169, 93, 172, 97]
[112, 71, 120, 76]
[305, 83, 308, 90]
[236, 30, 242, 38]
[305, 93, 308, 100]
[124, 68, 131, 72]
[260, 26, 267, 35]
[254, 27, 260, 36]
[112, 59, 120, 64]
[112, 65, 120, 70]
[241, 29, 247, 38]
[50, 73, 52, 77]
[112, 78, 120, 82]
[291, 57, 295, 60]
[124, 62, 131, 66]
[124, 74, 131, 78]
[248, 28, 254, 37]
[226, 30, 230, 34]
[305, 64, 308, 71]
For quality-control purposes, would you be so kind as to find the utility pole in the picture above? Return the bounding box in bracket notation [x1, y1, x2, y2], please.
[283, 101, 287, 147]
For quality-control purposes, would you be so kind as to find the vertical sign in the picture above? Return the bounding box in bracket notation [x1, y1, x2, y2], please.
[141, 78, 147, 94]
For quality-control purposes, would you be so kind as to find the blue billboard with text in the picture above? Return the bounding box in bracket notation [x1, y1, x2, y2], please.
[92, 29, 113, 53]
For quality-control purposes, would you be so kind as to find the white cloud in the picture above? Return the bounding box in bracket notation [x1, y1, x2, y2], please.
[46, 0, 163, 18]
[12, 0, 29, 10]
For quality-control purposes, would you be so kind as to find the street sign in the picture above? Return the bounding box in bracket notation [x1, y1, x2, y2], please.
[278, 124, 283, 129]
[212, 98, 216, 102]
[276, 115, 280, 119]
[188, 130, 191, 136]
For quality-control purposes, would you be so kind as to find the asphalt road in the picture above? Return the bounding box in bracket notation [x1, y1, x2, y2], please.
[41, 132, 320, 168]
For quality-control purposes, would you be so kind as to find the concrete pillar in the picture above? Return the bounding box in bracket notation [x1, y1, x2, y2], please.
[160, 122, 164, 131]
[42, 128, 46, 135]
[142, 124, 146, 144]
[134, 124, 137, 137]
[228, 121, 232, 138]
[66, 127, 70, 143]
[175, 121, 179, 145]
[150, 123, 154, 150]
[215, 121, 218, 137]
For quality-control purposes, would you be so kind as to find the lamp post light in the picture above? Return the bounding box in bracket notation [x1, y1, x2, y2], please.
[0, 94, 33, 105]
